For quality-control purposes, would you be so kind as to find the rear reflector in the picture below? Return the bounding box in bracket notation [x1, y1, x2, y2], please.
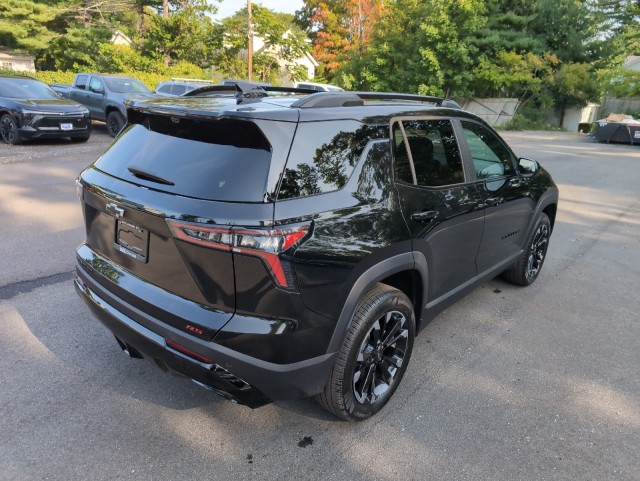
[166, 339, 214, 364]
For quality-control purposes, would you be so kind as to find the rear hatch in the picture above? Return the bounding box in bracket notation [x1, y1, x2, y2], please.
[78, 112, 282, 340]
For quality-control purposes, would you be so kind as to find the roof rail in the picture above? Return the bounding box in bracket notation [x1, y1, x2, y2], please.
[355, 92, 461, 109]
[182, 86, 462, 109]
[290, 91, 461, 109]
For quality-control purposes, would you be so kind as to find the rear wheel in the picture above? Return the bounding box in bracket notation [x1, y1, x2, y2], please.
[502, 213, 551, 286]
[106, 111, 125, 138]
[315, 283, 415, 421]
[0, 114, 21, 145]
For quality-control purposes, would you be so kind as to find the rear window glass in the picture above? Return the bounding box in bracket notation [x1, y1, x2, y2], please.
[278, 121, 386, 199]
[95, 117, 272, 202]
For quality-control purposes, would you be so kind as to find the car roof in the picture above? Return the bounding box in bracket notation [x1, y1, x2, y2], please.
[126, 84, 481, 125]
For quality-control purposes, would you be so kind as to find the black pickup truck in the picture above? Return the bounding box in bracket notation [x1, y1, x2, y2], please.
[52, 73, 155, 137]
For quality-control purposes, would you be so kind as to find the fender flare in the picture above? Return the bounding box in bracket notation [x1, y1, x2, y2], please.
[326, 251, 429, 353]
[525, 189, 559, 240]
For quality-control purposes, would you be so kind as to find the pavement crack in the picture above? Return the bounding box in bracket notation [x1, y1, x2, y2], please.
[0, 271, 75, 301]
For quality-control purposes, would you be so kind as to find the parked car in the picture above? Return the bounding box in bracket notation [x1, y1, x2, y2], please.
[294, 81, 344, 92]
[52, 73, 154, 137]
[153, 78, 216, 97]
[74, 83, 558, 420]
[219, 78, 272, 87]
[0, 74, 91, 145]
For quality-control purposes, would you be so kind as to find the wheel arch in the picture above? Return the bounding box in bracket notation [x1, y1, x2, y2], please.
[105, 104, 125, 118]
[326, 252, 428, 353]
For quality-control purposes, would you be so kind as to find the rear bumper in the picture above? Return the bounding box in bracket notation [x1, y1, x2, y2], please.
[74, 260, 336, 407]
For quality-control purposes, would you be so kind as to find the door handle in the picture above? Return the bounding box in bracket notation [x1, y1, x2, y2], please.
[411, 210, 437, 222]
[484, 197, 503, 207]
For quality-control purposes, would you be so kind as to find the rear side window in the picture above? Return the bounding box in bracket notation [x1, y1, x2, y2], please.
[95, 117, 272, 202]
[278, 121, 386, 199]
[75, 75, 88, 90]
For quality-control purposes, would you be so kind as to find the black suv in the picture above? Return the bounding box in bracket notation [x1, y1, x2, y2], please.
[75, 83, 558, 420]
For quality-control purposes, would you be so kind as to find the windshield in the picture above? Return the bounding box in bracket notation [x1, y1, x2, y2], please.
[0, 78, 60, 99]
[104, 77, 150, 94]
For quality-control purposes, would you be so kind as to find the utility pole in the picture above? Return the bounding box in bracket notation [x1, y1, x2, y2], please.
[248, 0, 253, 81]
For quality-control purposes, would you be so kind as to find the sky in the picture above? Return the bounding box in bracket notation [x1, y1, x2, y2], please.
[212, 0, 305, 20]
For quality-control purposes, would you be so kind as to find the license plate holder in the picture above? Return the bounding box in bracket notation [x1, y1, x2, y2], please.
[115, 220, 149, 262]
[60, 122, 73, 131]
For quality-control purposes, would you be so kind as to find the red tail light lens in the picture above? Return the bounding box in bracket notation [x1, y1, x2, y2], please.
[167, 220, 311, 288]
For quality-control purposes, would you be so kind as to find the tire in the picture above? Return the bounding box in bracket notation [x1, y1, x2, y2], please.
[315, 283, 415, 421]
[502, 213, 551, 286]
[106, 111, 125, 138]
[0, 113, 22, 145]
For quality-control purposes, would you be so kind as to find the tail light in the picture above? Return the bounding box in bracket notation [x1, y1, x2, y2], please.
[167, 220, 311, 288]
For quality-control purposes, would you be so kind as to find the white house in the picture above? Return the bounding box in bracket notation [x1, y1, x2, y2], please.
[0, 49, 36, 73]
[252, 33, 318, 85]
[623, 55, 640, 72]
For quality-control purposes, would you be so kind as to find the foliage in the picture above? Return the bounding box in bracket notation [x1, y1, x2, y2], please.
[0, 0, 62, 53]
[296, 0, 383, 80]
[338, 0, 486, 96]
[213, 5, 311, 84]
[143, 1, 217, 67]
[472, 51, 559, 102]
[606, 68, 640, 98]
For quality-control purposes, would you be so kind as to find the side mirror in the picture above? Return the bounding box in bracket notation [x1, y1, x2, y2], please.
[91, 86, 104, 94]
[518, 157, 539, 176]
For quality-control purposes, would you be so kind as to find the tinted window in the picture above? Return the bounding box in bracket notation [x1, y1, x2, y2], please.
[170, 84, 187, 95]
[461, 121, 515, 179]
[0, 78, 60, 99]
[95, 118, 272, 202]
[75, 75, 88, 90]
[157, 84, 173, 94]
[103, 77, 150, 94]
[393, 119, 464, 187]
[278, 121, 386, 199]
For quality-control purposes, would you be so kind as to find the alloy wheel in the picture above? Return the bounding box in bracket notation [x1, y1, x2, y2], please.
[353, 310, 409, 405]
[1, 116, 16, 144]
[526, 223, 549, 280]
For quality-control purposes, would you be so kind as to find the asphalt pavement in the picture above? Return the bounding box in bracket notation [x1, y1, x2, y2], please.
[1, 126, 639, 480]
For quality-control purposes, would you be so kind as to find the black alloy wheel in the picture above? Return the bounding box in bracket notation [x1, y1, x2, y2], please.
[106, 111, 125, 138]
[502, 213, 551, 286]
[525, 220, 550, 282]
[315, 283, 415, 421]
[353, 309, 411, 405]
[0, 114, 21, 145]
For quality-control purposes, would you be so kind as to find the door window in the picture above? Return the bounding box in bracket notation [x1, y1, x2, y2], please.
[89, 77, 104, 92]
[461, 121, 515, 179]
[392, 119, 464, 187]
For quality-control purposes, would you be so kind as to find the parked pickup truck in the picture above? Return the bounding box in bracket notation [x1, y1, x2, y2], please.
[52, 73, 155, 137]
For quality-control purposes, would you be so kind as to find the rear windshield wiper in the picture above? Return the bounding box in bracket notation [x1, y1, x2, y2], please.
[127, 166, 175, 186]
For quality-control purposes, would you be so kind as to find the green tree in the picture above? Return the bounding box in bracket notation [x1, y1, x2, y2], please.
[213, 5, 311, 83]
[339, 0, 486, 96]
[0, 0, 62, 54]
[144, 1, 217, 67]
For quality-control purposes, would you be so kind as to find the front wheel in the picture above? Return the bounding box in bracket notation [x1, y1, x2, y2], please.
[502, 213, 551, 286]
[106, 111, 125, 138]
[315, 283, 415, 421]
[0, 114, 21, 145]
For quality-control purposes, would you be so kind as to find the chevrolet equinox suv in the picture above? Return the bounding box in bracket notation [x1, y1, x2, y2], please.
[75, 83, 558, 421]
